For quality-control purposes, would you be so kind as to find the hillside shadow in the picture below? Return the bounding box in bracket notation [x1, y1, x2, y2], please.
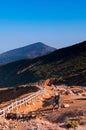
[0, 86, 39, 104]
[75, 98, 86, 100]
[47, 110, 83, 123]
[42, 96, 53, 107]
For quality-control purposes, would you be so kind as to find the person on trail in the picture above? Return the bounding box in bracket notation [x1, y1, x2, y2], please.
[52, 93, 61, 111]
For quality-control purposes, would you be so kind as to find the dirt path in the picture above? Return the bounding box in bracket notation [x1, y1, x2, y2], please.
[0, 85, 86, 130]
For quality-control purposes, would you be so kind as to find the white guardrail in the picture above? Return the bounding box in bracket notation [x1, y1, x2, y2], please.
[0, 86, 45, 117]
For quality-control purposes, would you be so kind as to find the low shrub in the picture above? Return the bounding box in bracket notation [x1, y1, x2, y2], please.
[66, 120, 79, 128]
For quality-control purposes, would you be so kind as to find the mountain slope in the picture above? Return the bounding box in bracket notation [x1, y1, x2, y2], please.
[0, 42, 56, 64]
[0, 41, 86, 87]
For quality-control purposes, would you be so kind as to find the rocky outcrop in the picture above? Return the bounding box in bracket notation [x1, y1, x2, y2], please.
[0, 117, 9, 130]
[62, 104, 70, 108]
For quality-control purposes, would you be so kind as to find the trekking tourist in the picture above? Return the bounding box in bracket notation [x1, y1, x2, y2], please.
[52, 92, 61, 111]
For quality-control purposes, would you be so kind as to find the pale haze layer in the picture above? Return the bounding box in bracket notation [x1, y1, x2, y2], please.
[0, 0, 86, 53]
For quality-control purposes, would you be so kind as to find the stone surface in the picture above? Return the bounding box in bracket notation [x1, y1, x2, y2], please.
[62, 104, 70, 108]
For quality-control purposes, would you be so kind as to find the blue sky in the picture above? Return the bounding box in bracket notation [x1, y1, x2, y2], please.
[0, 0, 86, 53]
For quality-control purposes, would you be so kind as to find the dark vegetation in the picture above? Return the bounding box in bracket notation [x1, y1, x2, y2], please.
[0, 41, 86, 87]
[0, 86, 39, 104]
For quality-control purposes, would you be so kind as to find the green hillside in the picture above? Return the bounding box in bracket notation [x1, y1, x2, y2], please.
[0, 41, 86, 87]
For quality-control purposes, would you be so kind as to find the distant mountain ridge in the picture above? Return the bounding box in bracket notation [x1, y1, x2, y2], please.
[0, 41, 86, 88]
[0, 42, 56, 64]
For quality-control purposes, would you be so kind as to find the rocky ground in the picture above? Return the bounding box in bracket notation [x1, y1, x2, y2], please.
[0, 84, 86, 130]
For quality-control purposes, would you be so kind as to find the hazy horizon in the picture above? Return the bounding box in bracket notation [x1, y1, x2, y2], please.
[0, 0, 86, 53]
[0, 40, 85, 54]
